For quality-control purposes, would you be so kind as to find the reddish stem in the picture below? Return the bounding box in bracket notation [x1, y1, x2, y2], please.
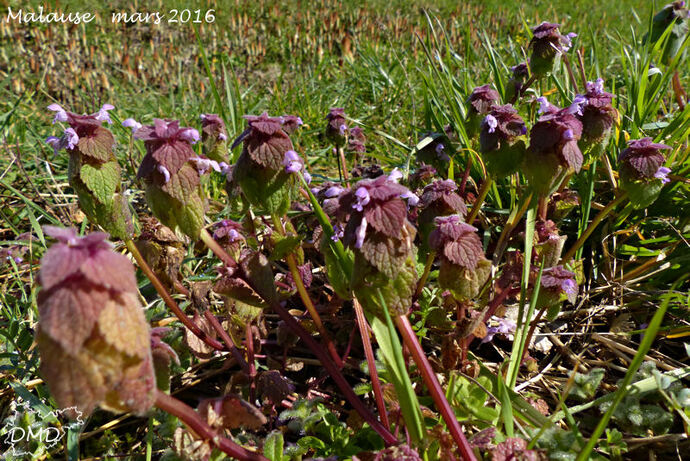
[199, 235, 398, 446]
[394, 315, 477, 461]
[154, 390, 267, 460]
[246, 322, 257, 402]
[354, 299, 390, 430]
[459, 156, 473, 196]
[125, 240, 226, 352]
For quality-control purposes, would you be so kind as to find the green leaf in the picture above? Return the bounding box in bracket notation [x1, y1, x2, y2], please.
[271, 235, 302, 261]
[263, 431, 285, 461]
[80, 160, 120, 205]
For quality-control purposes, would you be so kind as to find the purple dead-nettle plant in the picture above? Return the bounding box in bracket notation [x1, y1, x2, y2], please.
[482, 316, 517, 343]
[347, 125, 366, 154]
[134, 119, 206, 239]
[524, 98, 584, 195]
[45, 103, 134, 240]
[466, 85, 501, 137]
[334, 175, 419, 318]
[506, 62, 530, 102]
[200, 114, 229, 163]
[280, 114, 303, 135]
[150, 327, 180, 392]
[479, 104, 528, 179]
[313, 182, 346, 216]
[534, 219, 567, 267]
[618, 137, 673, 208]
[325, 107, 348, 147]
[36, 226, 156, 417]
[213, 219, 245, 257]
[648, 1, 690, 63]
[417, 179, 468, 248]
[538, 265, 578, 320]
[408, 164, 438, 190]
[573, 78, 617, 160]
[231, 112, 298, 216]
[529, 22, 577, 77]
[428, 215, 491, 300]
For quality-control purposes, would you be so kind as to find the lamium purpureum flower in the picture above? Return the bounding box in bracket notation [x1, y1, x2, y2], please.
[573, 78, 616, 161]
[479, 104, 528, 179]
[618, 137, 673, 208]
[135, 119, 207, 239]
[45, 103, 134, 240]
[122, 118, 142, 132]
[428, 215, 491, 300]
[200, 113, 229, 163]
[232, 112, 298, 216]
[36, 227, 155, 417]
[528, 22, 576, 77]
[466, 84, 500, 137]
[416, 132, 451, 175]
[347, 126, 366, 154]
[524, 98, 584, 195]
[534, 219, 567, 268]
[280, 114, 303, 135]
[417, 179, 468, 249]
[334, 175, 418, 318]
[538, 265, 578, 320]
[505, 62, 530, 102]
[325, 107, 348, 147]
[482, 316, 517, 343]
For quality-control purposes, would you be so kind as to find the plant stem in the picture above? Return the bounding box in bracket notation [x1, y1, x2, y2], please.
[561, 192, 627, 263]
[459, 156, 473, 196]
[199, 229, 237, 268]
[271, 215, 343, 368]
[197, 231, 397, 445]
[124, 239, 226, 352]
[354, 299, 390, 430]
[338, 146, 349, 182]
[413, 251, 436, 301]
[154, 390, 267, 461]
[246, 322, 257, 402]
[466, 177, 493, 225]
[394, 315, 477, 461]
[269, 298, 398, 445]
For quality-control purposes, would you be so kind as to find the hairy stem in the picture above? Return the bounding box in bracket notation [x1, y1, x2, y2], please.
[272, 215, 343, 368]
[198, 228, 397, 445]
[394, 315, 477, 461]
[354, 299, 390, 430]
[124, 239, 226, 352]
[154, 390, 267, 461]
[561, 192, 627, 263]
[338, 146, 349, 182]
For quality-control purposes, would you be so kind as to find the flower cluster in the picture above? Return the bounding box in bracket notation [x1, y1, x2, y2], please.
[134, 118, 209, 239]
[232, 112, 298, 216]
[505, 62, 530, 102]
[479, 104, 528, 178]
[280, 114, 303, 135]
[37, 227, 155, 417]
[325, 107, 348, 146]
[428, 215, 491, 300]
[539, 265, 578, 312]
[573, 78, 616, 158]
[417, 179, 467, 244]
[335, 174, 419, 317]
[529, 22, 577, 77]
[525, 98, 584, 194]
[200, 114, 229, 163]
[45, 103, 133, 239]
[618, 138, 672, 208]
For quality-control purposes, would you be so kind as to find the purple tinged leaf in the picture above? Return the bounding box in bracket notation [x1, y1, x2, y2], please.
[364, 199, 407, 237]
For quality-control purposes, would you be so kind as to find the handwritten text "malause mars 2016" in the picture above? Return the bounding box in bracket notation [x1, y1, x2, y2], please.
[5, 7, 216, 25]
